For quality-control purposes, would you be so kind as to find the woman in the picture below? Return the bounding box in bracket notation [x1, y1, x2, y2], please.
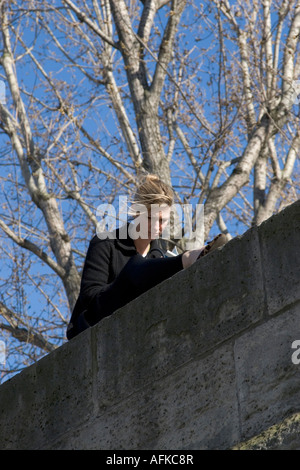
[66, 174, 227, 340]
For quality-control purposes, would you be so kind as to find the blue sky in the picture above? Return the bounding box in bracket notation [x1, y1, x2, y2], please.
[0, 0, 299, 382]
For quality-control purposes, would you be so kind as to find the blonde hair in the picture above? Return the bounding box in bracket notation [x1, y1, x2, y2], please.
[133, 174, 174, 210]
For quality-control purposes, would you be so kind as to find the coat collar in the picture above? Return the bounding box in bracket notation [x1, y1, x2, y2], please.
[114, 223, 162, 253]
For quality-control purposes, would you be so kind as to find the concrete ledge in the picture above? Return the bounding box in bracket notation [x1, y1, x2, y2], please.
[0, 200, 299, 450]
[232, 412, 300, 450]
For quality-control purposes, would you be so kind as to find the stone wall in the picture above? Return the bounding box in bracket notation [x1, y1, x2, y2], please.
[0, 200, 299, 450]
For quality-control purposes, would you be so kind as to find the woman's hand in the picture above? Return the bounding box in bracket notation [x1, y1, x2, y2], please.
[182, 248, 204, 269]
[182, 234, 228, 269]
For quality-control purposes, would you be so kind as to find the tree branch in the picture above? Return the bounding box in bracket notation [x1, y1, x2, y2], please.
[0, 218, 66, 278]
[0, 302, 56, 353]
[280, 0, 300, 111]
[62, 0, 119, 49]
[150, 0, 186, 106]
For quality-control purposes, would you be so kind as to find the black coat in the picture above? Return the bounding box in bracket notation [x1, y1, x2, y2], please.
[66, 224, 165, 339]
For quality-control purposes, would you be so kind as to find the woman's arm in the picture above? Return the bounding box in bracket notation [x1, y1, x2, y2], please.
[79, 235, 113, 307]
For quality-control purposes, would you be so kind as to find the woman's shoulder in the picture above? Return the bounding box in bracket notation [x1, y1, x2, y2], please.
[88, 232, 115, 249]
[83, 228, 113, 254]
[88, 224, 130, 249]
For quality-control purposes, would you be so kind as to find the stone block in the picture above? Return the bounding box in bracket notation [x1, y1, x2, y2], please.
[92, 225, 265, 410]
[0, 327, 94, 449]
[258, 200, 300, 315]
[234, 303, 300, 442]
[50, 343, 239, 450]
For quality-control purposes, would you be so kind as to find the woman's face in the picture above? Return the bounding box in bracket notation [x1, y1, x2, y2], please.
[147, 204, 171, 240]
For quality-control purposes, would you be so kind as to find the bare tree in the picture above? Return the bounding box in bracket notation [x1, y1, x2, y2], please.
[0, 0, 299, 380]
